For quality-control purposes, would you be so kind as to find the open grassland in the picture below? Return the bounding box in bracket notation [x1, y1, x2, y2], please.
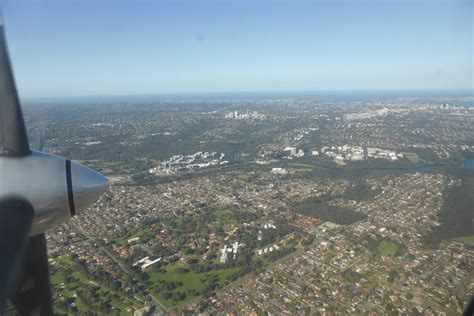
[50, 255, 143, 315]
[148, 262, 239, 308]
[452, 235, 474, 246]
[401, 152, 424, 164]
[377, 240, 401, 257]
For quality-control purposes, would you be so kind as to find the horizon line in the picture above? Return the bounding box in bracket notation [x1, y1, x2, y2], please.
[21, 88, 474, 102]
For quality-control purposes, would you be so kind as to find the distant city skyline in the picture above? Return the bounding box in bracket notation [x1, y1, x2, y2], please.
[2, 0, 473, 98]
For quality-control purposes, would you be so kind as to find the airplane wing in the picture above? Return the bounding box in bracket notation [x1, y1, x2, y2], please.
[0, 197, 34, 310]
[0, 16, 30, 157]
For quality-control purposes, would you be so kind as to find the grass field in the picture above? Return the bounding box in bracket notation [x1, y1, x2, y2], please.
[213, 210, 238, 227]
[50, 255, 143, 315]
[377, 240, 400, 257]
[112, 227, 154, 246]
[288, 163, 314, 169]
[401, 152, 424, 164]
[148, 263, 239, 307]
[452, 235, 474, 246]
[288, 163, 313, 173]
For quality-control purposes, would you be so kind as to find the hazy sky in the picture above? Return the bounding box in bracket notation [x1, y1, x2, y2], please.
[1, 0, 473, 97]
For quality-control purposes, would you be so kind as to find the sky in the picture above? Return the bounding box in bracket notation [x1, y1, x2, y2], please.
[0, 0, 472, 98]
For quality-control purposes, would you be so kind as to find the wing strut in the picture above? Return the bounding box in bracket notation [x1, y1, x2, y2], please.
[0, 197, 34, 311]
[9, 233, 53, 316]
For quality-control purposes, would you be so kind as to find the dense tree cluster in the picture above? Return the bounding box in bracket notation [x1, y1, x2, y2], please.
[343, 180, 381, 201]
[424, 177, 474, 246]
[295, 196, 367, 225]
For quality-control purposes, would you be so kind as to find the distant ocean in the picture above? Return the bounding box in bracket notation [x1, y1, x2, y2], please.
[23, 89, 474, 106]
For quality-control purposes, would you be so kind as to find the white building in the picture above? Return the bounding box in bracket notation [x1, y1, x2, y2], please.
[271, 168, 288, 175]
[127, 237, 140, 244]
[133, 256, 162, 271]
[284, 146, 297, 156]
